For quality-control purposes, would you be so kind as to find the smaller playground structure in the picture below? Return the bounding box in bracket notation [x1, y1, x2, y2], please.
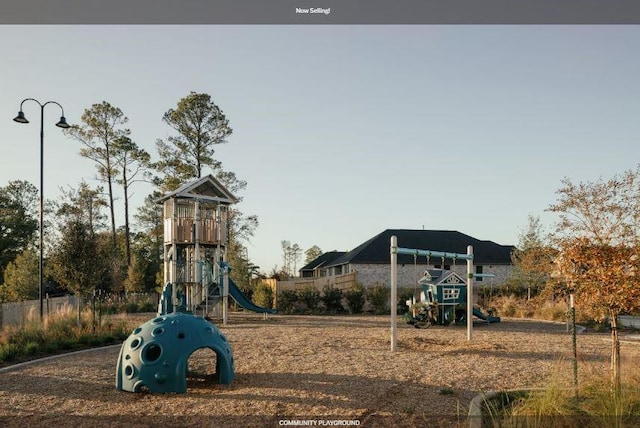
[116, 312, 234, 393]
[406, 269, 500, 328]
[390, 235, 500, 351]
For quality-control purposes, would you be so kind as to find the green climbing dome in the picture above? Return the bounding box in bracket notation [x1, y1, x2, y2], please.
[116, 312, 234, 393]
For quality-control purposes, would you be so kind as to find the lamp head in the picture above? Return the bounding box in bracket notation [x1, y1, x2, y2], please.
[55, 116, 70, 129]
[13, 111, 29, 124]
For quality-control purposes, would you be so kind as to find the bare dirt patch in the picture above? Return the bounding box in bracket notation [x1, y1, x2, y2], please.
[1, 314, 638, 427]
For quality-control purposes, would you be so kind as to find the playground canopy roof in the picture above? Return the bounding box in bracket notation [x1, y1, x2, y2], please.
[323, 229, 514, 267]
[156, 174, 237, 205]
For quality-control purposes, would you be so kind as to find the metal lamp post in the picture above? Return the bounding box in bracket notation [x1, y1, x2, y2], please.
[13, 98, 70, 321]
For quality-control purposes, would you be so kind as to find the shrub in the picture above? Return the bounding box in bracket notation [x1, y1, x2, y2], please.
[344, 284, 365, 314]
[277, 289, 299, 314]
[22, 341, 40, 356]
[0, 343, 20, 362]
[138, 302, 157, 313]
[367, 284, 390, 315]
[398, 289, 415, 314]
[322, 286, 344, 314]
[298, 285, 321, 314]
[125, 302, 139, 313]
[253, 283, 274, 309]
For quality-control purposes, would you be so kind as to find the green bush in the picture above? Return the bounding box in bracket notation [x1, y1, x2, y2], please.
[253, 283, 274, 309]
[322, 286, 344, 314]
[277, 289, 299, 314]
[367, 284, 390, 315]
[125, 302, 139, 313]
[298, 285, 321, 313]
[138, 301, 157, 313]
[344, 284, 365, 314]
[398, 289, 415, 314]
[0, 343, 21, 362]
[22, 341, 40, 356]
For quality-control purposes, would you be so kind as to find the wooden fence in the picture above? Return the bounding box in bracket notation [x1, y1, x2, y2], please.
[274, 272, 356, 307]
[0, 295, 76, 329]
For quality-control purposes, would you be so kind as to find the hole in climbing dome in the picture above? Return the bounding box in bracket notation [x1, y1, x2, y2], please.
[177, 332, 186, 339]
[142, 343, 163, 363]
[130, 338, 142, 349]
[133, 327, 142, 334]
[124, 364, 135, 379]
[152, 317, 165, 324]
[152, 327, 165, 336]
[186, 347, 219, 388]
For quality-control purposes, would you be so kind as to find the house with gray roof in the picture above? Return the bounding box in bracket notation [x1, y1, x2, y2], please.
[301, 229, 514, 288]
[299, 251, 346, 278]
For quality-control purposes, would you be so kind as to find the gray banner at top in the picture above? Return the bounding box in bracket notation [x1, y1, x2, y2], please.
[3, 0, 640, 24]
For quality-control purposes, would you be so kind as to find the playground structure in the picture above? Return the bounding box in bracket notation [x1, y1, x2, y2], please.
[157, 175, 274, 323]
[117, 176, 271, 393]
[407, 269, 500, 327]
[116, 312, 234, 393]
[390, 235, 499, 351]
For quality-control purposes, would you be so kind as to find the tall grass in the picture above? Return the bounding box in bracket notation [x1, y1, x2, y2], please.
[487, 362, 640, 427]
[0, 307, 130, 364]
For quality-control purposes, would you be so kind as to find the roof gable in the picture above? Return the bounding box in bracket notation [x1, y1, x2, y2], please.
[327, 229, 514, 266]
[299, 251, 347, 272]
[418, 269, 466, 286]
[157, 175, 237, 204]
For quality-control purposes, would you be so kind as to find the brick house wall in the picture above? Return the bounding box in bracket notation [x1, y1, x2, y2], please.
[348, 263, 512, 288]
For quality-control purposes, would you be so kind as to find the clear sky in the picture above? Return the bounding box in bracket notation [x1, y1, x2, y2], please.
[1, 25, 639, 274]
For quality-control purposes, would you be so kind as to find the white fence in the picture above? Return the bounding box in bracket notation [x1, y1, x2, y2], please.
[0, 295, 76, 329]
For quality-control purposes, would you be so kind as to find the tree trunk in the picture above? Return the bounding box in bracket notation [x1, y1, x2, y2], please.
[76, 293, 82, 328]
[610, 311, 621, 394]
[122, 169, 131, 267]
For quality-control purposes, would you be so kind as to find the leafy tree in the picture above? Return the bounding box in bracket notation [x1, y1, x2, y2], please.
[548, 165, 640, 390]
[64, 101, 130, 253]
[154, 91, 232, 191]
[305, 245, 323, 264]
[50, 219, 108, 323]
[508, 215, 556, 300]
[55, 181, 107, 239]
[0, 249, 38, 301]
[134, 192, 164, 290]
[123, 252, 147, 294]
[253, 282, 274, 310]
[0, 180, 38, 284]
[112, 136, 151, 266]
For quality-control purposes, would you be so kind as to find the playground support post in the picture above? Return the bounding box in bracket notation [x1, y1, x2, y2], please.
[390, 235, 398, 351]
[466, 245, 473, 341]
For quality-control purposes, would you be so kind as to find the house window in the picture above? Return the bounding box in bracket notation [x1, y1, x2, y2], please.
[476, 265, 483, 282]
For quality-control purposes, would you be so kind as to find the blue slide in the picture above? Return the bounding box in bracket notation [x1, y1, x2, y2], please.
[472, 307, 501, 323]
[228, 278, 277, 314]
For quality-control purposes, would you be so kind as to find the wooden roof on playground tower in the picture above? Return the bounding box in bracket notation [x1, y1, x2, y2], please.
[325, 229, 514, 267]
[156, 174, 237, 205]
